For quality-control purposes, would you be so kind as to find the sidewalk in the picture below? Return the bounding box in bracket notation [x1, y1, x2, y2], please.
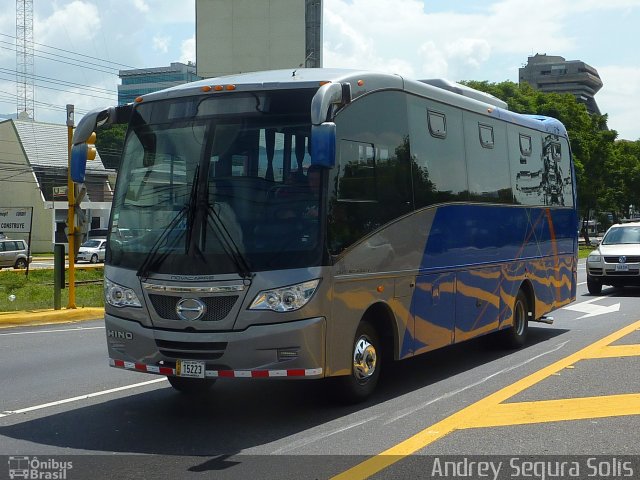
[0, 307, 104, 329]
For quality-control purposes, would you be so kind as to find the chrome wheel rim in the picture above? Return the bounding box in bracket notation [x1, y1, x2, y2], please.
[353, 336, 377, 382]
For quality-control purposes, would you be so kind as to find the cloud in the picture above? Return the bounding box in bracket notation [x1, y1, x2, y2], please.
[133, 0, 150, 13]
[180, 36, 195, 65]
[153, 35, 171, 54]
[598, 66, 640, 141]
[36, 1, 101, 46]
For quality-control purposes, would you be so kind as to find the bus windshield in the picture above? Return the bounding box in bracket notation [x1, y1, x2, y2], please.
[108, 89, 324, 275]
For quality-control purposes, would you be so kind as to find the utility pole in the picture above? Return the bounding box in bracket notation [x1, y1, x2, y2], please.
[67, 105, 77, 309]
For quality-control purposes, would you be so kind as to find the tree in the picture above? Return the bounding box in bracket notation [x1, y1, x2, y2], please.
[95, 123, 127, 171]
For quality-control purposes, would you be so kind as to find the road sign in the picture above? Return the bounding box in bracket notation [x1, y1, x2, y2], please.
[0, 207, 33, 233]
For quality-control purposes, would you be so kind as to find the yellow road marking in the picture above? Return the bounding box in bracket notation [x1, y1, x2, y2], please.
[587, 344, 640, 358]
[331, 318, 640, 480]
[465, 393, 640, 428]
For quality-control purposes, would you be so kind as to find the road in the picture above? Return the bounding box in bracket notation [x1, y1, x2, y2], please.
[1, 260, 639, 480]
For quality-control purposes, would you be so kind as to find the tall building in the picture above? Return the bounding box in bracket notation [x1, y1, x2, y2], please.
[196, 0, 322, 78]
[519, 54, 603, 115]
[117, 62, 201, 105]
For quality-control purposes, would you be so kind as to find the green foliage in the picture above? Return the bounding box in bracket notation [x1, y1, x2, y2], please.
[460, 80, 640, 220]
[95, 123, 127, 170]
[0, 267, 104, 311]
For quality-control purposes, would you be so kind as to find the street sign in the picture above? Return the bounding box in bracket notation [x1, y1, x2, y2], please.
[53, 186, 68, 198]
[0, 207, 33, 233]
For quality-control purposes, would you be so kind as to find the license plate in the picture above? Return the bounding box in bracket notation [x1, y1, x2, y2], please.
[176, 360, 205, 378]
[615, 264, 629, 272]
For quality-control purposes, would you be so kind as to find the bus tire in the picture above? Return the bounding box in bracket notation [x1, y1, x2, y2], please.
[501, 290, 529, 349]
[167, 376, 216, 394]
[335, 321, 381, 403]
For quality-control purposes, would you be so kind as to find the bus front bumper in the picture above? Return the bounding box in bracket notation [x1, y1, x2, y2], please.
[105, 314, 326, 379]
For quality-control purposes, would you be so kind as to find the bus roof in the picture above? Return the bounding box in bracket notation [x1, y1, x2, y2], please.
[135, 68, 568, 138]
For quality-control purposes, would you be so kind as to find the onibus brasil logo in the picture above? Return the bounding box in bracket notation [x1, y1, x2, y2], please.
[8, 456, 73, 479]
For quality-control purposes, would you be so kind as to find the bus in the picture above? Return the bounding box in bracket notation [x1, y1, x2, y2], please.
[72, 68, 577, 402]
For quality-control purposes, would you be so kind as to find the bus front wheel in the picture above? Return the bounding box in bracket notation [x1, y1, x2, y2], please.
[167, 376, 216, 394]
[335, 321, 381, 403]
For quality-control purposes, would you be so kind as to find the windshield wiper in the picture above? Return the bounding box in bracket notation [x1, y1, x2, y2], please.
[205, 203, 253, 280]
[136, 166, 200, 280]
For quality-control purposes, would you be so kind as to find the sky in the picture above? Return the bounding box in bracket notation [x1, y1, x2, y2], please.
[0, 0, 639, 140]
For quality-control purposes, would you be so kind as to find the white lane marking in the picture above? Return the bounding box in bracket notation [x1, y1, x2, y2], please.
[563, 294, 620, 319]
[0, 326, 104, 336]
[272, 415, 383, 454]
[0, 378, 166, 418]
[382, 341, 570, 426]
[577, 282, 586, 286]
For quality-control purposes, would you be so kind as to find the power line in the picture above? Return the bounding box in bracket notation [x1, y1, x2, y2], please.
[0, 32, 138, 70]
[0, 66, 116, 96]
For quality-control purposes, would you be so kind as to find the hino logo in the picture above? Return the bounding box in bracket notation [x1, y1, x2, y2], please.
[107, 330, 133, 340]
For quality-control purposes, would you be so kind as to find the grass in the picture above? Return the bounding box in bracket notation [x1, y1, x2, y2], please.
[579, 244, 595, 259]
[0, 267, 104, 312]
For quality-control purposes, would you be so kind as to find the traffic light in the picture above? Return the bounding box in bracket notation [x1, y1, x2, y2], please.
[70, 131, 97, 183]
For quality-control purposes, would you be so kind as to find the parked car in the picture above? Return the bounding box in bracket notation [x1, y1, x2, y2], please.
[0, 239, 32, 269]
[76, 239, 107, 264]
[586, 222, 640, 294]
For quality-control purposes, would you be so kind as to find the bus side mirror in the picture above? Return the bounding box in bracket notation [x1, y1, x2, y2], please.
[311, 122, 336, 168]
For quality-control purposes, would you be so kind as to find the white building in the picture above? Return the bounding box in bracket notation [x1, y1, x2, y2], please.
[0, 119, 112, 252]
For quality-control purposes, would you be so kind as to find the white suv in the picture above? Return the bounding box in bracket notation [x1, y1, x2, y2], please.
[0, 239, 32, 269]
[586, 222, 640, 294]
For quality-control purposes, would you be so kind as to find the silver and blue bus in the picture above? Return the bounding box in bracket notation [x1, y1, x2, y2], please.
[72, 68, 577, 402]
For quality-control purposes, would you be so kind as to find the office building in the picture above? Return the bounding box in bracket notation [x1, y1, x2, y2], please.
[196, 0, 322, 78]
[519, 54, 603, 115]
[117, 62, 201, 105]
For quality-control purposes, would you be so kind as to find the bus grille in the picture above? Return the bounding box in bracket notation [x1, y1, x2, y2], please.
[155, 340, 227, 360]
[148, 294, 238, 321]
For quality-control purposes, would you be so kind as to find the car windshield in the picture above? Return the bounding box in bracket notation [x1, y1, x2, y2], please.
[602, 226, 640, 245]
[108, 89, 325, 275]
[81, 240, 102, 248]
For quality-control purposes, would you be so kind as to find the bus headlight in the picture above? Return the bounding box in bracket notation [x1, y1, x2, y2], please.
[249, 279, 320, 312]
[105, 278, 142, 308]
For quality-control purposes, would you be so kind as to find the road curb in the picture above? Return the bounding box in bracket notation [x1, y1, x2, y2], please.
[0, 308, 104, 329]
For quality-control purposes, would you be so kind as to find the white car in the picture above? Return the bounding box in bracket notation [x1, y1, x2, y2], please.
[76, 239, 107, 263]
[586, 222, 640, 294]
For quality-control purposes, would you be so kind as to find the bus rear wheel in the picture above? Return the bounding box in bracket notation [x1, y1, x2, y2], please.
[500, 289, 529, 349]
[335, 321, 381, 403]
[167, 376, 216, 394]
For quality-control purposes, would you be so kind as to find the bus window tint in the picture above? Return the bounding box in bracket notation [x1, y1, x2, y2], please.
[464, 113, 513, 203]
[408, 97, 468, 208]
[328, 91, 412, 254]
